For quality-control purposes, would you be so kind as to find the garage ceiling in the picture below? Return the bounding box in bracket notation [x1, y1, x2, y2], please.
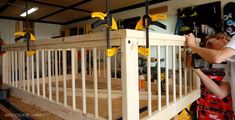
[0, 0, 168, 25]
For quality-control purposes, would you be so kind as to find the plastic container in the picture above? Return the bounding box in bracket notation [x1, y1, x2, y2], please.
[139, 75, 145, 91]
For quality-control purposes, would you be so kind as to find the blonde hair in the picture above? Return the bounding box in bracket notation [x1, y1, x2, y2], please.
[205, 33, 230, 48]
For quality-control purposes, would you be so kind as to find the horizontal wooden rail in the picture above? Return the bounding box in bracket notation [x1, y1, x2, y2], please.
[2, 30, 186, 51]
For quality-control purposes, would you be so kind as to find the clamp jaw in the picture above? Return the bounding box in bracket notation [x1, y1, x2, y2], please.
[135, 14, 167, 30]
[91, 12, 118, 30]
[91, 12, 118, 57]
[15, 32, 36, 42]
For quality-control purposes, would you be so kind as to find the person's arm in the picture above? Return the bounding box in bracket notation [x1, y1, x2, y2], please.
[185, 33, 235, 63]
[190, 46, 235, 63]
[194, 69, 231, 99]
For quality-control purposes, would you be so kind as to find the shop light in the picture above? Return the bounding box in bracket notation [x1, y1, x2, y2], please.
[20, 7, 39, 17]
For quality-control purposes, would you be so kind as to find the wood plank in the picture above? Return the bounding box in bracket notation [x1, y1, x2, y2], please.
[149, 5, 168, 14]
[7, 96, 63, 120]
[121, 37, 139, 120]
[10, 87, 93, 120]
[0, 104, 20, 120]
[16, 74, 122, 87]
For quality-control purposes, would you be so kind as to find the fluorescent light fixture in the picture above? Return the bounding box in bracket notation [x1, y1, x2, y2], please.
[20, 7, 39, 17]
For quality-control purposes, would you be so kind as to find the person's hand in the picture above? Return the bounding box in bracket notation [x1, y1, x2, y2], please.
[185, 33, 197, 48]
[193, 68, 201, 75]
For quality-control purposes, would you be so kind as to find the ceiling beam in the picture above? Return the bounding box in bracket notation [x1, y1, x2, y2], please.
[0, 16, 64, 25]
[110, 0, 169, 14]
[64, 0, 169, 25]
[64, 16, 91, 25]
[27, 0, 91, 13]
[37, 0, 91, 21]
[0, 0, 16, 13]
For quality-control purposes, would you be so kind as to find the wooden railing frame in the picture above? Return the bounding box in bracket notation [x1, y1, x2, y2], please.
[2, 29, 200, 120]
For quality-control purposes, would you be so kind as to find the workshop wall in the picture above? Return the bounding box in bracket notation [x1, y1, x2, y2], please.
[64, 0, 234, 70]
[0, 19, 61, 43]
[0, 19, 15, 44]
[35, 22, 61, 40]
[66, 0, 234, 34]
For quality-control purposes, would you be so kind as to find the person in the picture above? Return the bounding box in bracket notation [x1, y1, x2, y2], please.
[185, 33, 235, 113]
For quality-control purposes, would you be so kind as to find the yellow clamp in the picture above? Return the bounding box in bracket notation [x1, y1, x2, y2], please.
[27, 50, 36, 57]
[14, 32, 36, 41]
[91, 12, 118, 30]
[138, 47, 150, 56]
[135, 14, 167, 30]
[178, 105, 192, 120]
[106, 47, 118, 57]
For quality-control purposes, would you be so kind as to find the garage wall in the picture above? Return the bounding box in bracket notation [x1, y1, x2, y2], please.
[0, 19, 61, 76]
[0, 19, 61, 43]
[0, 19, 16, 44]
[35, 22, 61, 40]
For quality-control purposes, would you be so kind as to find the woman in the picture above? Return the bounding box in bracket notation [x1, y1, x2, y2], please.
[185, 33, 235, 113]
